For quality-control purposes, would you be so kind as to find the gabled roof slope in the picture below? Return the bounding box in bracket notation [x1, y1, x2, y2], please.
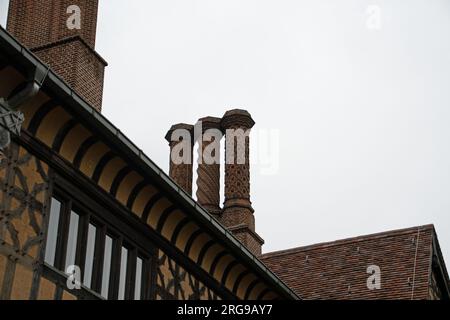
[262, 225, 449, 300]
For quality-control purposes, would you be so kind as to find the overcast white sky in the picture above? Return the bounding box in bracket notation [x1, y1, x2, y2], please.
[1, 0, 450, 266]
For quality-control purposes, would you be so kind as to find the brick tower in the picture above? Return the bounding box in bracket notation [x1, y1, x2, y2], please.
[7, 0, 107, 111]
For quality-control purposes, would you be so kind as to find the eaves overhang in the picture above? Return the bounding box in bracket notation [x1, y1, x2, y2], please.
[0, 26, 299, 300]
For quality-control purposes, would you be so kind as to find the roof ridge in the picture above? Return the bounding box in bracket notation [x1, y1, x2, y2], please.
[261, 224, 435, 259]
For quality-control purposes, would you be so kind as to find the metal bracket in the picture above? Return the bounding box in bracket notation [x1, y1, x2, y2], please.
[0, 98, 24, 151]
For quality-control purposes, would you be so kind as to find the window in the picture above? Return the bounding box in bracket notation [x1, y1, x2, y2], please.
[101, 235, 113, 298]
[65, 211, 80, 272]
[83, 224, 97, 288]
[135, 257, 143, 300]
[42, 190, 153, 300]
[118, 247, 128, 300]
[44, 198, 61, 266]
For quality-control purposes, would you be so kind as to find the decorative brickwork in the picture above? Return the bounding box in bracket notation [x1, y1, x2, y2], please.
[221, 110, 263, 256]
[195, 117, 222, 219]
[221, 110, 254, 206]
[7, 0, 106, 112]
[165, 124, 194, 196]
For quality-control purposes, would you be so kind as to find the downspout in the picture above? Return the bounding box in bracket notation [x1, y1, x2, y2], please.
[0, 63, 49, 153]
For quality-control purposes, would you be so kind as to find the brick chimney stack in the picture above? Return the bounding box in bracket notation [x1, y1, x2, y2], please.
[165, 124, 195, 196]
[164, 110, 264, 256]
[7, 0, 107, 111]
[221, 110, 264, 256]
[195, 117, 223, 220]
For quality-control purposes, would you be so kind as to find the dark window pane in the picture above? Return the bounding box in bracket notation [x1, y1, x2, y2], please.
[134, 257, 143, 300]
[101, 235, 113, 299]
[83, 224, 97, 288]
[118, 247, 128, 300]
[65, 211, 79, 272]
[44, 198, 61, 266]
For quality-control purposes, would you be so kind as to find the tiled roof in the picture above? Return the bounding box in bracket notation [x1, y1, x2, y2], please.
[262, 225, 447, 300]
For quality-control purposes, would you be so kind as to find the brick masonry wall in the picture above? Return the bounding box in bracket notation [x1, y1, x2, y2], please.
[230, 226, 263, 257]
[33, 37, 106, 111]
[7, 0, 99, 48]
[7, 0, 106, 112]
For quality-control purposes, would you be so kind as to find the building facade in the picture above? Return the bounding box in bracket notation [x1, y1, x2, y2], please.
[0, 1, 448, 301]
[0, 0, 296, 300]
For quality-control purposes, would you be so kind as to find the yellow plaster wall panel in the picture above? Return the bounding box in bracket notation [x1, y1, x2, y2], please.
[59, 125, 92, 163]
[174, 222, 199, 253]
[115, 172, 142, 206]
[212, 254, 234, 280]
[21, 93, 52, 130]
[98, 157, 126, 193]
[201, 244, 223, 272]
[79, 142, 109, 178]
[236, 273, 257, 300]
[35, 107, 71, 147]
[37, 277, 56, 300]
[248, 282, 266, 301]
[131, 185, 158, 218]
[160, 210, 186, 240]
[10, 263, 33, 300]
[224, 264, 246, 292]
[62, 291, 78, 300]
[0, 254, 7, 290]
[188, 233, 211, 262]
[147, 197, 172, 229]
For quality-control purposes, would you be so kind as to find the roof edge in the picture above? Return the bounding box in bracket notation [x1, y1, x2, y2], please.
[262, 224, 436, 260]
[0, 25, 298, 300]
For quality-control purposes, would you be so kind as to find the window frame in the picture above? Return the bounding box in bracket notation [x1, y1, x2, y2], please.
[43, 182, 155, 300]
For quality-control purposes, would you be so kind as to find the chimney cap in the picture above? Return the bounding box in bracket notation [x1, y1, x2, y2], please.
[165, 123, 194, 143]
[196, 116, 222, 133]
[221, 109, 255, 129]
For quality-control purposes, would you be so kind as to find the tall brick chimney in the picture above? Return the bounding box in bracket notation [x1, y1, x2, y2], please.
[165, 124, 195, 196]
[7, 0, 107, 111]
[221, 110, 264, 256]
[195, 117, 223, 220]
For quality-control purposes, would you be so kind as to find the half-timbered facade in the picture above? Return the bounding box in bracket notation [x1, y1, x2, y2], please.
[0, 1, 448, 301]
[0, 23, 297, 300]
